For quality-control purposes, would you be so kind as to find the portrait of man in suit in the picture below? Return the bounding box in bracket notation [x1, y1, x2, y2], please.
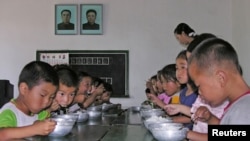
[81, 4, 103, 35]
[82, 9, 99, 30]
[57, 9, 74, 30]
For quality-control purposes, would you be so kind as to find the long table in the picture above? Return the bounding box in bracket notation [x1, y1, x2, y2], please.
[17, 107, 155, 141]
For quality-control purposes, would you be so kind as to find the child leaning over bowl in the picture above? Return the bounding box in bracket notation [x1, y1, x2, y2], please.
[145, 74, 158, 96]
[68, 76, 106, 110]
[68, 75, 107, 112]
[67, 71, 93, 112]
[0, 61, 59, 140]
[93, 82, 122, 108]
[148, 64, 182, 109]
[148, 70, 172, 106]
[46, 64, 79, 116]
[94, 82, 113, 105]
[188, 37, 250, 124]
[84, 77, 107, 107]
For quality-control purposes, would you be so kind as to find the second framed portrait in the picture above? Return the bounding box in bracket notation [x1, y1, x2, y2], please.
[80, 4, 103, 35]
[55, 4, 77, 35]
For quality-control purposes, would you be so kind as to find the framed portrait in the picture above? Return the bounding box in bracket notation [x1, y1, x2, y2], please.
[80, 4, 103, 35]
[55, 4, 77, 35]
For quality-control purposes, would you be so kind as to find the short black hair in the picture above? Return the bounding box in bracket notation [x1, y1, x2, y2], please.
[150, 74, 157, 81]
[161, 64, 178, 82]
[91, 77, 104, 88]
[18, 61, 59, 89]
[104, 82, 113, 93]
[187, 33, 216, 53]
[77, 71, 92, 82]
[86, 9, 97, 16]
[188, 38, 242, 74]
[176, 50, 187, 60]
[53, 64, 78, 88]
[61, 9, 71, 16]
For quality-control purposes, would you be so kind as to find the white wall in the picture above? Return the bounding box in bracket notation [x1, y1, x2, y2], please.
[232, 0, 250, 83]
[0, 0, 234, 107]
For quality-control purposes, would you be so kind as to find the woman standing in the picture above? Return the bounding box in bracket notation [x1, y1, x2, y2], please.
[174, 23, 198, 47]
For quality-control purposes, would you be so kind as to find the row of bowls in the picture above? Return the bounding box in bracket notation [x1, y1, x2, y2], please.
[131, 106, 188, 141]
[87, 103, 118, 112]
[86, 104, 119, 118]
[48, 104, 116, 137]
[48, 111, 100, 137]
[76, 103, 118, 122]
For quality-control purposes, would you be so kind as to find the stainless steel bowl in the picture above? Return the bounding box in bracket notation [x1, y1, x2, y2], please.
[143, 116, 173, 129]
[140, 105, 152, 110]
[140, 108, 166, 119]
[75, 110, 89, 122]
[53, 113, 79, 121]
[148, 123, 188, 141]
[102, 104, 116, 112]
[87, 110, 102, 119]
[131, 106, 141, 112]
[87, 105, 102, 111]
[49, 117, 75, 137]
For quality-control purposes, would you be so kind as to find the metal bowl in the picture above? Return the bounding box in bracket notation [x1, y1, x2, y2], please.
[140, 105, 152, 110]
[49, 117, 75, 137]
[148, 123, 188, 141]
[87, 110, 102, 119]
[131, 106, 141, 112]
[143, 116, 173, 129]
[75, 110, 89, 122]
[53, 113, 79, 121]
[140, 108, 166, 119]
[87, 105, 102, 111]
[102, 104, 116, 112]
